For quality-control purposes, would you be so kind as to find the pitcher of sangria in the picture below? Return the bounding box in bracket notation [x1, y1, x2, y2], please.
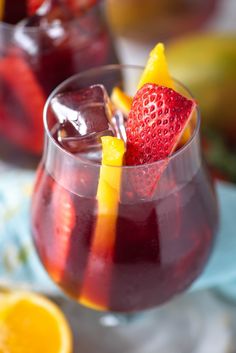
[0, 0, 117, 166]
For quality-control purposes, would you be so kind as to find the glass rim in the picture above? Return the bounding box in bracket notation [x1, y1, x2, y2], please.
[43, 64, 201, 170]
[0, 4, 100, 33]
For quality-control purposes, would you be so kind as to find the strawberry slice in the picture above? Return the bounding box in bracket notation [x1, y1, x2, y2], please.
[50, 185, 76, 284]
[0, 55, 46, 154]
[125, 83, 196, 198]
[126, 83, 196, 165]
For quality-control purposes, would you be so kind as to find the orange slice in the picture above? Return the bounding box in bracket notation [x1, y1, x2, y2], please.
[111, 86, 132, 115]
[138, 42, 192, 144]
[138, 42, 174, 89]
[111, 43, 192, 145]
[0, 0, 4, 20]
[0, 291, 72, 353]
[80, 136, 125, 310]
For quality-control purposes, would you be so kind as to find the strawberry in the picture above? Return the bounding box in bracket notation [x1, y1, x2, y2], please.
[124, 83, 196, 199]
[50, 184, 76, 284]
[27, 0, 44, 15]
[126, 83, 196, 165]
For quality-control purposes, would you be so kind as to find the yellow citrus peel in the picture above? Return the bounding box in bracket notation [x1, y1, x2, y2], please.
[0, 0, 4, 20]
[138, 42, 192, 144]
[138, 42, 174, 89]
[80, 136, 125, 310]
[111, 86, 132, 115]
[0, 291, 72, 353]
[111, 42, 192, 145]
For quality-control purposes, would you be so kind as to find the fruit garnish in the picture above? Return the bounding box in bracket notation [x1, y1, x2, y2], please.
[0, 0, 4, 20]
[0, 291, 72, 353]
[126, 83, 196, 165]
[27, 0, 44, 15]
[0, 55, 45, 154]
[138, 42, 192, 146]
[50, 186, 76, 284]
[80, 136, 125, 310]
[138, 43, 174, 90]
[110, 43, 192, 146]
[111, 86, 132, 115]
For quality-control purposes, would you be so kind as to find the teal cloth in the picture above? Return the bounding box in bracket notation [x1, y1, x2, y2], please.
[0, 163, 235, 296]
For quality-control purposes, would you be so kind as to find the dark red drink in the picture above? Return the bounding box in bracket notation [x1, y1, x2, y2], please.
[31, 66, 218, 313]
[32, 157, 217, 312]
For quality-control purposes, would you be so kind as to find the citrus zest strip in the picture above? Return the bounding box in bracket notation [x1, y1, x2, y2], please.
[111, 86, 132, 115]
[111, 42, 192, 145]
[137, 43, 174, 89]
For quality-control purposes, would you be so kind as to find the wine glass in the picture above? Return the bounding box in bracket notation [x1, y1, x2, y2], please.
[31, 65, 218, 350]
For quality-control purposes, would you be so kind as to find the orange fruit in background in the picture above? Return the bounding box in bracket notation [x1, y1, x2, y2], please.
[0, 291, 72, 353]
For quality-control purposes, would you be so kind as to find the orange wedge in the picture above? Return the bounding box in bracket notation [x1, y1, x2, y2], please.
[111, 86, 132, 115]
[111, 43, 192, 145]
[80, 136, 125, 310]
[0, 291, 72, 353]
[0, 0, 4, 20]
[138, 43, 174, 89]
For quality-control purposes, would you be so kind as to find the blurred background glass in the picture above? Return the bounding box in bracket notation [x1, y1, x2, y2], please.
[105, 0, 218, 42]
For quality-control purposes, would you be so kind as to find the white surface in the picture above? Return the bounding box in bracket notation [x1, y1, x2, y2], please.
[58, 290, 233, 353]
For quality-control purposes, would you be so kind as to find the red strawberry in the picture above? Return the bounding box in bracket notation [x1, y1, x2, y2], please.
[50, 185, 76, 283]
[125, 83, 196, 199]
[27, 0, 44, 15]
[126, 83, 196, 165]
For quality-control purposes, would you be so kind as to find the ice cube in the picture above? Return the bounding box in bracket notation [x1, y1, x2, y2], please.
[50, 84, 115, 156]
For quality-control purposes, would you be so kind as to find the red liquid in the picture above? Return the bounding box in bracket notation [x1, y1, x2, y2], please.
[32, 158, 217, 312]
[0, 8, 117, 160]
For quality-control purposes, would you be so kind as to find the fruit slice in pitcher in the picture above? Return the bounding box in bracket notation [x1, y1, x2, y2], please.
[0, 0, 4, 20]
[27, 0, 44, 15]
[0, 55, 45, 153]
[80, 136, 125, 310]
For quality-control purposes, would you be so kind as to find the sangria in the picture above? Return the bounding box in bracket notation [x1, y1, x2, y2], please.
[31, 58, 218, 312]
[0, 1, 117, 163]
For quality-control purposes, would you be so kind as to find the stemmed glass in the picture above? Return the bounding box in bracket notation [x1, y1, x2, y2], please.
[31, 65, 218, 349]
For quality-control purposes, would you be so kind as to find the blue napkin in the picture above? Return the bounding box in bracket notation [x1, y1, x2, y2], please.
[0, 162, 235, 296]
